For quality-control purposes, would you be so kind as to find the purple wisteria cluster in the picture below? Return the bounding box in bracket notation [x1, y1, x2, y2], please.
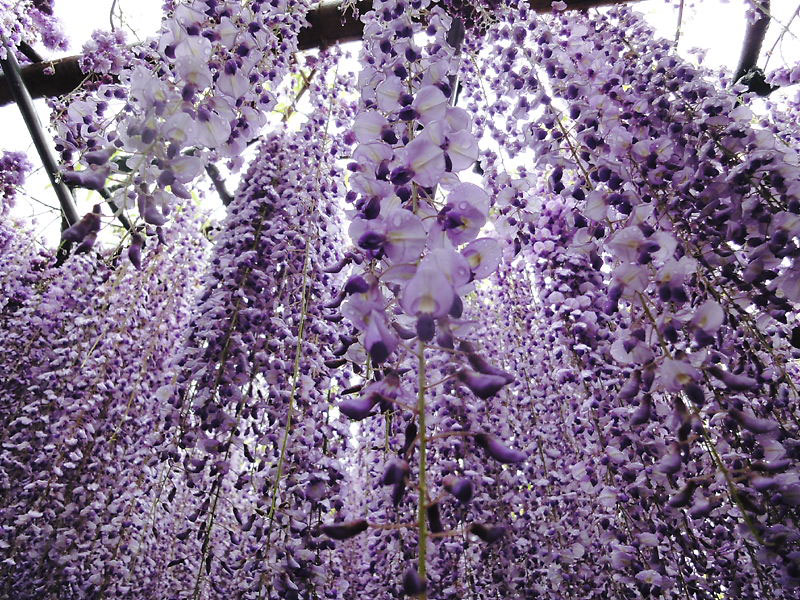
[0, 150, 31, 214]
[0, 0, 66, 61]
[2, 0, 800, 599]
[0, 205, 208, 598]
[453, 0, 800, 595]
[152, 61, 358, 598]
[51, 0, 314, 254]
[315, 1, 529, 596]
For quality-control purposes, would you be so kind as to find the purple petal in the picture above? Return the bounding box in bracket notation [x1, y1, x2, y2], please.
[339, 395, 377, 421]
[443, 475, 474, 503]
[61, 209, 101, 243]
[401, 266, 454, 319]
[405, 135, 444, 188]
[427, 503, 444, 533]
[321, 519, 368, 540]
[466, 353, 514, 384]
[128, 233, 144, 269]
[469, 523, 506, 544]
[412, 85, 447, 124]
[364, 310, 398, 364]
[402, 567, 427, 596]
[383, 209, 426, 263]
[380, 459, 409, 486]
[475, 433, 525, 464]
[457, 369, 509, 399]
[730, 409, 778, 434]
[462, 238, 501, 279]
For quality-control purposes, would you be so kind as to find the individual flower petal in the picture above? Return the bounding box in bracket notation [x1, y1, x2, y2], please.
[405, 135, 445, 188]
[376, 76, 403, 112]
[380, 459, 409, 486]
[469, 523, 507, 544]
[364, 310, 398, 363]
[729, 409, 778, 434]
[446, 129, 479, 171]
[62, 166, 110, 191]
[353, 143, 394, 171]
[216, 70, 250, 100]
[658, 358, 701, 393]
[440, 183, 489, 245]
[170, 155, 205, 183]
[402, 567, 427, 596]
[607, 226, 647, 263]
[353, 110, 389, 144]
[443, 475, 474, 503]
[629, 396, 651, 426]
[384, 208, 427, 263]
[708, 367, 758, 391]
[61, 206, 101, 243]
[462, 238, 501, 279]
[445, 106, 471, 131]
[139, 195, 168, 226]
[457, 369, 509, 399]
[128, 233, 144, 270]
[338, 394, 377, 421]
[657, 450, 682, 475]
[401, 266, 454, 318]
[427, 502, 444, 533]
[691, 300, 724, 334]
[465, 351, 514, 383]
[194, 109, 231, 148]
[635, 570, 663, 587]
[412, 85, 447, 124]
[422, 248, 471, 288]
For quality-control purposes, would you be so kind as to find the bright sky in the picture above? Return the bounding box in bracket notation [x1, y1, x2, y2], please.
[1, 0, 798, 245]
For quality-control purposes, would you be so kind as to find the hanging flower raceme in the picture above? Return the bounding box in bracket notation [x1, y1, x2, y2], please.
[320, 1, 523, 596]
[0, 204, 208, 599]
[155, 59, 356, 596]
[51, 0, 313, 242]
[0, 150, 31, 215]
[0, 0, 67, 62]
[453, 1, 800, 594]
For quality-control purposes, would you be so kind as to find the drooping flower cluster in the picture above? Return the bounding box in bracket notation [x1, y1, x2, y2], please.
[2, 1, 800, 599]
[454, 1, 800, 594]
[0, 205, 208, 599]
[316, 1, 530, 595]
[151, 58, 358, 597]
[52, 0, 313, 243]
[0, 150, 31, 213]
[0, 0, 67, 61]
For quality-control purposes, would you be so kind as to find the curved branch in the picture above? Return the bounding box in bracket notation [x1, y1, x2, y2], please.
[0, 0, 639, 107]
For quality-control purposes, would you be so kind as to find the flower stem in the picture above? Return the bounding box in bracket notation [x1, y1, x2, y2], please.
[416, 341, 428, 596]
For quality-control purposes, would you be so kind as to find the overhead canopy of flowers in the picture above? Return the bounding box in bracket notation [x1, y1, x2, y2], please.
[1, 0, 799, 598]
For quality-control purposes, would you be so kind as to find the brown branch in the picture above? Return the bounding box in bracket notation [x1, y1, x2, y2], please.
[733, 0, 778, 96]
[17, 41, 45, 64]
[734, 0, 770, 81]
[205, 163, 233, 206]
[0, 53, 86, 106]
[0, 0, 639, 107]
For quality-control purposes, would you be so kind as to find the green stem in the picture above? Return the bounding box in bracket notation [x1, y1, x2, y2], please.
[416, 341, 428, 595]
[267, 234, 314, 529]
